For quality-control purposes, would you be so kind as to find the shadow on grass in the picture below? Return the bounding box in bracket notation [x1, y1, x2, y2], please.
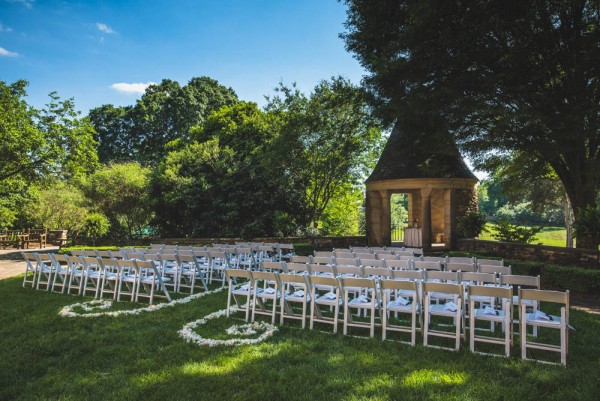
[1, 276, 600, 400]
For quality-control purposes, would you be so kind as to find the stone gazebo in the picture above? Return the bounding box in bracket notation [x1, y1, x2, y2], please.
[365, 124, 478, 250]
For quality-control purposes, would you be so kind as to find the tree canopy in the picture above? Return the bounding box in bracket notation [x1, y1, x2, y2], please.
[89, 77, 238, 165]
[342, 0, 600, 248]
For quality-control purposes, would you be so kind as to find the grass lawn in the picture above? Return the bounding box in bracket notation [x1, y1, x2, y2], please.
[2, 275, 600, 401]
[479, 224, 570, 248]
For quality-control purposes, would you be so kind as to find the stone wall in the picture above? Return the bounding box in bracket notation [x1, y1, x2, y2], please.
[457, 239, 599, 268]
[78, 236, 368, 251]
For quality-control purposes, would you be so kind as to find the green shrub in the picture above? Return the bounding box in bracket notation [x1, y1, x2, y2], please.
[58, 245, 121, 255]
[456, 211, 488, 238]
[292, 243, 314, 256]
[491, 219, 542, 244]
[573, 205, 600, 247]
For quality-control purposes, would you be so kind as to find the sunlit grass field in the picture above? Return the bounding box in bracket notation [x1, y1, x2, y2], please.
[479, 224, 570, 247]
[2, 275, 600, 400]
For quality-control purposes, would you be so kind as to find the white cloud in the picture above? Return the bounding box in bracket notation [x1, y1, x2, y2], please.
[7, 0, 34, 9]
[96, 23, 115, 34]
[0, 46, 19, 57]
[110, 82, 156, 95]
[0, 23, 13, 33]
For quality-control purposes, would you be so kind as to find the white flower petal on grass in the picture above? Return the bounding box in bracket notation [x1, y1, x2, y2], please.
[59, 286, 226, 318]
[178, 307, 278, 347]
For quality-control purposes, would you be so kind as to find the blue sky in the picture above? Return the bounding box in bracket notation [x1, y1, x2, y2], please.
[0, 0, 365, 114]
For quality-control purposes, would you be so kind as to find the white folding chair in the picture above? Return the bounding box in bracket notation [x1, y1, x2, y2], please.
[81, 256, 104, 298]
[500, 274, 541, 336]
[309, 275, 342, 333]
[99, 258, 121, 299]
[445, 262, 477, 273]
[340, 277, 379, 337]
[290, 255, 311, 264]
[225, 268, 257, 322]
[479, 264, 512, 275]
[116, 259, 139, 302]
[385, 259, 413, 270]
[21, 252, 40, 289]
[232, 247, 255, 270]
[177, 254, 208, 293]
[251, 270, 281, 324]
[519, 289, 569, 365]
[34, 253, 54, 291]
[159, 253, 181, 293]
[208, 250, 230, 286]
[279, 273, 311, 328]
[414, 260, 442, 271]
[66, 255, 86, 295]
[447, 256, 476, 266]
[277, 243, 295, 262]
[422, 282, 465, 351]
[380, 279, 422, 345]
[136, 260, 172, 304]
[469, 285, 513, 357]
[50, 253, 71, 293]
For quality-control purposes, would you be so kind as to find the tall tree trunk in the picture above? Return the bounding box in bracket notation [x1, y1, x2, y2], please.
[564, 195, 574, 248]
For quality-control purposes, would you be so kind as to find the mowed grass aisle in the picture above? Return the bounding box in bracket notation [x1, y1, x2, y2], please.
[1, 276, 600, 401]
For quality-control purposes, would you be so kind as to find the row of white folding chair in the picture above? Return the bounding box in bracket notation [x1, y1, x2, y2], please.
[225, 269, 567, 364]
[225, 270, 477, 341]
[225, 269, 380, 336]
[258, 265, 541, 339]
[32, 253, 171, 304]
[67, 256, 171, 303]
[136, 252, 209, 293]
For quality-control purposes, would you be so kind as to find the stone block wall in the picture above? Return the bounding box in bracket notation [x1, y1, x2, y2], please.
[457, 239, 599, 268]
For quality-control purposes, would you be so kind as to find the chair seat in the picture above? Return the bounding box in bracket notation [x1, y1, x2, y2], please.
[428, 303, 459, 316]
[525, 312, 562, 327]
[387, 298, 419, 312]
[141, 276, 172, 284]
[473, 307, 506, 321]
[285, 290, 310, 301]
[104, 272, 119, 280]
[121, 274, 137, 283]
[315, 292, 341, 305]
[348, 295, 378, 308]
[233, 285, 262, 296]
[256, 287, 280, 300]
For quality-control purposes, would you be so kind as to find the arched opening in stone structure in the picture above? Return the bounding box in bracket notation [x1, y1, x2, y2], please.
[390, 193, 408, 244]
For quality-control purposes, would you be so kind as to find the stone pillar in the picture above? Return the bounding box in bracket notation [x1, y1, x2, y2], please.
[380, 190, 391, 247]
[444, 188, 456, 249]
[366, 190, 383, 246]
[420, 188, 432, 250]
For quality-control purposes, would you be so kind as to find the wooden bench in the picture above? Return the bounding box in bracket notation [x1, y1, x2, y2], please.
[22, 233, 47, 249]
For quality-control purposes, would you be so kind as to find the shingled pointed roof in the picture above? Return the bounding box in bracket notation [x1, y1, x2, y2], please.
[367, 123, 477, 182]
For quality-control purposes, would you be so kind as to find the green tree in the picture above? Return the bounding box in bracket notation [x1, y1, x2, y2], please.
[83, 162, 152, 239]
[88, 105, 136, 163]
[30, 182, 90, 241]
[342, 0, 600, 249]
[82, 212, 110, 246]
[0, 80, 97, 230]
[319, 184, 364, 236]
[0, 80, 97, 184]
[153, 102, 303, 237]
[266, 77, 383, 230]
[131, 77, 238, 165]
[151, 138, 234, 237]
